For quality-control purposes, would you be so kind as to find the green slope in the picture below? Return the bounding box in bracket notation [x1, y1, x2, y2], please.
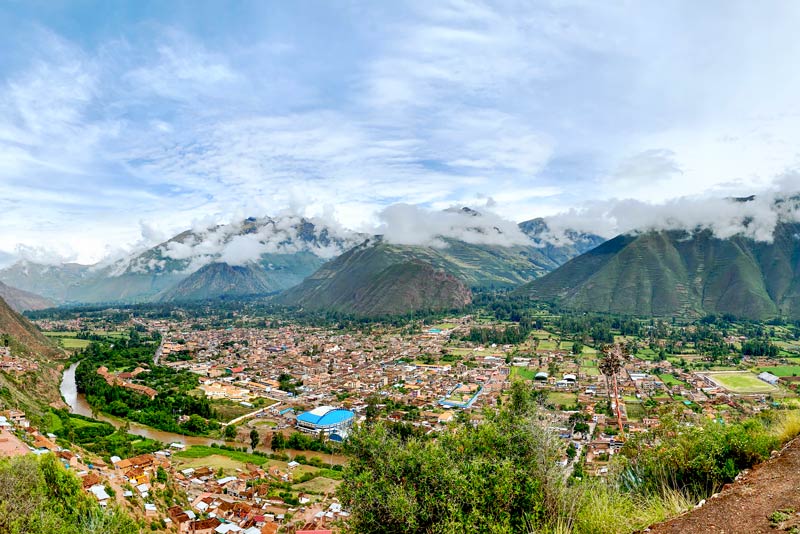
[517, 223, 800, 320]
[158, 262, 284, 302]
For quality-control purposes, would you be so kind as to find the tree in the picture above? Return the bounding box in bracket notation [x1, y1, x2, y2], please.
[271, 431, 286, 451]
[155, 466, 167, 483]
[224, 424, 238, 441]
[599, 344, 629, 438]
[339, 401, 577, 533]
[250, 428, 260, 450]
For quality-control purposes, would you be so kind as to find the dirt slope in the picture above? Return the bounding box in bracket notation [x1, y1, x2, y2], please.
[647, 436, 800, 533]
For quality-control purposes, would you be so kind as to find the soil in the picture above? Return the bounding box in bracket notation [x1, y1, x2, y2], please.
[646, 436, 800, 533]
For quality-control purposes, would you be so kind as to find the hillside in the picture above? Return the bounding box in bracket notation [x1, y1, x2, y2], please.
[158, 262, 282, 301]
[277, 240, 481, 315]
[0, 281, 54, 312]
[517, 222, 800, 320]
[649, 435, 800, 533]
[0, 296, 65, 415]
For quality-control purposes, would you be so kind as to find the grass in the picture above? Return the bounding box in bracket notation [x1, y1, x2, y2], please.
[432, 323, 457, 330]
[511, 367, 541, 380]
[657, 374, 686, 387]
[537, 340, 559, 351]
[547, 392, 577, 408]
[625, 402, 646, 421]
[758, 366, 800, 377]
[43, 332, 91, 350]
[582, 366, 600, 376]
[293, 476, 341, 494]
[706, 372, 777, 394]
[175, 445, 269, 465]
[573, 483, 692, 534]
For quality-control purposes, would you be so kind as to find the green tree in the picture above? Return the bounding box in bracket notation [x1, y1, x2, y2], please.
[250, 428, 260, 450]
[271, 431, 286, 450]
[224, 424, 238, 441]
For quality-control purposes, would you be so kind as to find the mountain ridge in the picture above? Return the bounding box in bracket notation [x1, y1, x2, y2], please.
[517, 222, 800, 320]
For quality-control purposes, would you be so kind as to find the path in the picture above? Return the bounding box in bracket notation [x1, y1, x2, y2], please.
[647, 436, 800, 533]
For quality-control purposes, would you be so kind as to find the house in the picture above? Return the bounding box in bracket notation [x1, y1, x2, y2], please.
[189, 518, 222, 534]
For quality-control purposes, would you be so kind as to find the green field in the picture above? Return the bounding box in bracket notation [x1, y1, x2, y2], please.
[705, 372, 777, 394]
[537, 340, 558, 351]
[547, 392, 577, 408]
[758, 366, 800, 377]
[582, 366, 600, 376]
[657, 373, 686, 387]
[625, 402, 645, 421]
[510, 367, 540, 380]
[44, 332, 91, 350]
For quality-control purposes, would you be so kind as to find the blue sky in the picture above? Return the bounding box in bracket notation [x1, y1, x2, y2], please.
[1, 0, 800, 263]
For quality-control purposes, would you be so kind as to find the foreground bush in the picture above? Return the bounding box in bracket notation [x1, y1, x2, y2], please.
[338, 380, 800, 534]
[0, 454, 138, 534]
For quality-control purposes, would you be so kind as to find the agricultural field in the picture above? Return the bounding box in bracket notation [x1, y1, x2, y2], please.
[510, 367, 541, 380]
[44, 332, 91, 350]
[546, 392, 577, 408]
[657, 373, 687, 387]
[537, 340, 559, 351]
[757, 366, 800, 377]
[703, 372, 777, 394]
[625, 402, 646, 421]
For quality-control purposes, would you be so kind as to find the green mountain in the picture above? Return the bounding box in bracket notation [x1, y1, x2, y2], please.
[278, 216, 607, 317]
[158, 262, 281, 302]
[0, 281, 54, 312]
[517, 222, 800, 320]
[278, 240, 474, 316]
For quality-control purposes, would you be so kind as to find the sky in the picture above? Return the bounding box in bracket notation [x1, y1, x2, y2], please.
[2, 0, 800, 265]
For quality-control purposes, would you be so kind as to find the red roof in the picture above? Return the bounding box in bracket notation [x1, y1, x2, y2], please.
[297, 531, 333, 534]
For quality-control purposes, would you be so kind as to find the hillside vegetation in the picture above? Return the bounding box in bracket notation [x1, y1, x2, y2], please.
[0, 453, 138, 533]
[0, 296, 65, 417]
[518, 222, 800, 320]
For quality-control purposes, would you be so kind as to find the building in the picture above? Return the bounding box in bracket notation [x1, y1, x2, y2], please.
[758, 372, 780, 385]
[296, 406, 355, 441]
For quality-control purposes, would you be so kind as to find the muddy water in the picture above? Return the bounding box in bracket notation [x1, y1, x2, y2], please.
[60, 362, 348, 464]
[59, 362, 221, 447]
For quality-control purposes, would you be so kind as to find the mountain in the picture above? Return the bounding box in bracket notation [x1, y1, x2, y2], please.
[517, 222, 800, 320]
[518, 218, 607, 267]
[0, 215, 362, 305]
[158, 262, 281, 302]
[278, 240, 474, 315]
[278, 214, 607, 317]
[0, 295, 65, 413]
[0, 281, 54, 312]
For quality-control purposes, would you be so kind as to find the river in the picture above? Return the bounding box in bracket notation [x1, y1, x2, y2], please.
[60, 362, 222, 447]
[59, 362, 348, 464]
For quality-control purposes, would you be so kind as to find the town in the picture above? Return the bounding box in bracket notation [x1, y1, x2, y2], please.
[4, 304, 794, 532]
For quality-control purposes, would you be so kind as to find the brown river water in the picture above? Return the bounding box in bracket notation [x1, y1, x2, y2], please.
[59, 362, 348, 464]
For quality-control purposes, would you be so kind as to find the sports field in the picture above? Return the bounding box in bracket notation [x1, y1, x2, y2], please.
[704, 372, 777, 394]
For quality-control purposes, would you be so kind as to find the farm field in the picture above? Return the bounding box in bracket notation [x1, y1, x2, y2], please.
[44, 332, 91, 349]
[758, 366, 800, 377]
[510, 367, 541, 380]
[704, 372, 777, 394]
[657, 373, 686, 387]
[546, 392, 577, 408]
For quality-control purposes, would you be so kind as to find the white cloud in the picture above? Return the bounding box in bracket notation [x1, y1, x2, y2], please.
[377, 203, 530, 247]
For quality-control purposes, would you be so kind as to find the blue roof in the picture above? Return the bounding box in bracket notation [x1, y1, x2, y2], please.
[297, 407, 354, 427]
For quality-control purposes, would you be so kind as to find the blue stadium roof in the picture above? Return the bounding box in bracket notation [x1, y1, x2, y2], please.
[296, 406, 354, 427]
